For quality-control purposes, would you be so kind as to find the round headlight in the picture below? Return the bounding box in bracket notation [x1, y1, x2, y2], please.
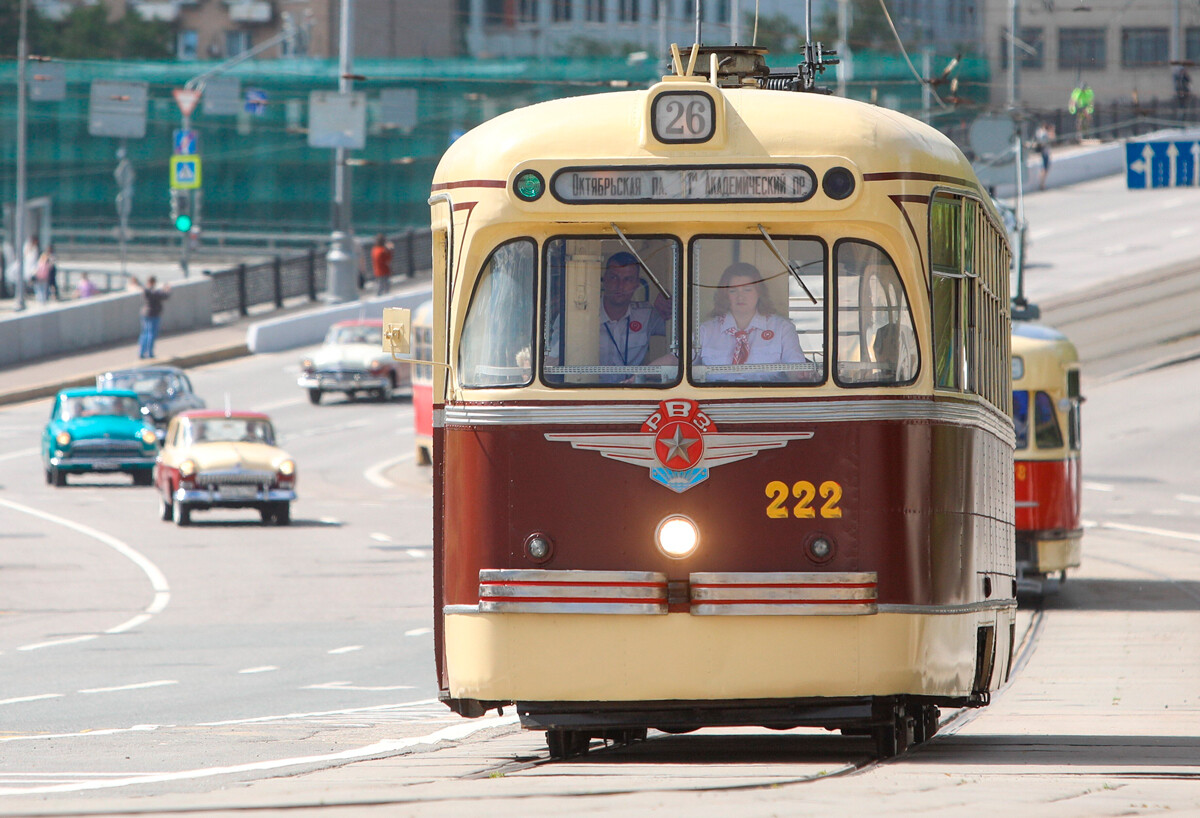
[55, 431, 71, 447]
[179, 459, 197, 477]
[301, 358, 314, 371]
[655, 515, 699, 559]
[277, 459, 296, 476]
[139, 428, 158, 445]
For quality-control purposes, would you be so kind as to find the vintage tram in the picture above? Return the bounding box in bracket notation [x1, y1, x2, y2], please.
[402, 45, 1017, 758]
[1011, 322, 1083, 591]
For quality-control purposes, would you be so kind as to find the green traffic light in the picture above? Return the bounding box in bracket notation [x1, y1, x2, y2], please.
[174, 214, 193, 232]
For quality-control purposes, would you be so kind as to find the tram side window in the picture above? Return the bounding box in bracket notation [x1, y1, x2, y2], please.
[1067, 369, 1082, 450]
[1033, 390, 1064, 449]
[459, 239, 536, 388]
[834, 241, 918, 386]
[542, 236, 680, 386]
[689, 236, 825, 384]
[1012, 389, 1029, 450]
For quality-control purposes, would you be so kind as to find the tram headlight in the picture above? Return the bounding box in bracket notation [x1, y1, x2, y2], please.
[655, 515, 699, 559]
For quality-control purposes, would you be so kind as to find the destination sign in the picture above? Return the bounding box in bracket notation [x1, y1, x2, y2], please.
[550, 165, 817, 204]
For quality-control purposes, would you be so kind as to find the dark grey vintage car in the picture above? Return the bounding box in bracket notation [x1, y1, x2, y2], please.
[97, 366, 207, 430]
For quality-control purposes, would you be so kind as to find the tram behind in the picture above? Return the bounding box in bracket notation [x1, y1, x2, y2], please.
[1011, 322, 1083, 590]
[410, 47, 1016, 758]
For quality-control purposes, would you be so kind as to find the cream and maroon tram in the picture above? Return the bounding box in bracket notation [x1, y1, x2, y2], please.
[408, 46, 1016, 758]
[1011, 322, 1083, 590]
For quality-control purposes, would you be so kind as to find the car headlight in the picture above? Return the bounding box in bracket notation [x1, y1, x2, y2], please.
[179, 459, 197, 477]
[139, 428, 158, 445]
[301, 357, 314, 373]
[277, 459, 295, 476]
[367, 358, 388, 374]
[55, 431, 71, 447]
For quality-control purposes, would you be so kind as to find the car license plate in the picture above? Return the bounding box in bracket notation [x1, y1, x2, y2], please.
[219, 485, 259, 500]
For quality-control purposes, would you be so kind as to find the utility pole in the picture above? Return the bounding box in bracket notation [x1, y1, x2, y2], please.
[325, 0, 359, 303]
[13, 0, 29, 311]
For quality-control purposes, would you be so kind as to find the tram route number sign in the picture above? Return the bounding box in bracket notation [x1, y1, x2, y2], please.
[1126, 140, 1200, 189]
[551, 165, 817, 204]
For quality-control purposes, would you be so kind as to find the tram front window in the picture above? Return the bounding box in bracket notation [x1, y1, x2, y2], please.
[689, 236, 825, 384]
[542, 236, 680, 386]
[460, 239, 536, 388]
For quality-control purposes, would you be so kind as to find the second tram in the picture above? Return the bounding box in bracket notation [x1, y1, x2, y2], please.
[402, 46, 1017, 758]
[1011, 322, 1083, 590]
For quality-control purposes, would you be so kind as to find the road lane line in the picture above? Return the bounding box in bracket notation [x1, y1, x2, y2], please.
[0, 724, 164, 743]
[79, 680, 178, 694]
[364, 451, 415, 488]
[1094, 520, 1200, 543]
[328, 645, 363, 654]
[1176, 494, 1200, 504]
[197, 698, 440, 726]
[18, 635, 98, 651]
[1083, 481, 1115, 492]
[405, 627, 432, 637]
[0, 498, 171, 645]
[0, 694, 64, 706]
[0, 447, 38, 463]
[0, 715, 518, 795]
[304, 682, 415, 691]
[239, 666, 279, 674]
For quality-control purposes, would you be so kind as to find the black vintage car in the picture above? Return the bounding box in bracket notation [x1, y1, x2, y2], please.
[97, 366, 206, 431]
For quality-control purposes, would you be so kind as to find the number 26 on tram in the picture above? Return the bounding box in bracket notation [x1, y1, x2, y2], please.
[394, 47, 1018, 758]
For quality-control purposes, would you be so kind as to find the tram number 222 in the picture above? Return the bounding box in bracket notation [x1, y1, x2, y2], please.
[765, 480, 844, 519]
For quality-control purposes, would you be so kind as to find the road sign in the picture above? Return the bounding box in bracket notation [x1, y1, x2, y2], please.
[88, 81, 148, 139]
[203, 77, 242, 116]
[308, 91, 367, 149]
[29, 62, 66, 102]
[245, 88, 268, 115]
[1126, 140, 1200, 189]
[173, 129, 198, 155]
[170, 155, 202, 190]
[173, 87, 202, 118]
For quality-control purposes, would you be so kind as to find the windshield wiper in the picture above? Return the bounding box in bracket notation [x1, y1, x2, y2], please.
[757, 224, 817, 304]
[610, 223, 669, 299]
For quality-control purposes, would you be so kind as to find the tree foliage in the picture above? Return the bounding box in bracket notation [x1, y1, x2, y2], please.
[0, 0, 172, 60]
[741, 12, 804, 54]
[815, 0, 900, 53]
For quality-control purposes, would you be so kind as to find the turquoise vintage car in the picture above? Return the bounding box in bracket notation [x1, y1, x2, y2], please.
[42, 388, 160, 487]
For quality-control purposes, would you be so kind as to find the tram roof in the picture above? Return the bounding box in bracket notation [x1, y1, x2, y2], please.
[1012, 321, 1080, 381]
[433, 83, 979, 188]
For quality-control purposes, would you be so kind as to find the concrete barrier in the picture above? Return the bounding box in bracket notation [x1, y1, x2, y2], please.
[246, 286, 433, 353]
[0, 277, 213, 368]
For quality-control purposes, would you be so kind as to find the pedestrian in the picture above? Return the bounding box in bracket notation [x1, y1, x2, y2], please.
[1032, 122, 1054, 190]
[22, 236, 39, 300]
[75, 272, 97, 299]
[33, 247, 53, 305]
[1174, 65, 1191, 111]
[1068, 81, 1094, 141]
[371, 233, 394, 297]
[128, 274, 171, 359]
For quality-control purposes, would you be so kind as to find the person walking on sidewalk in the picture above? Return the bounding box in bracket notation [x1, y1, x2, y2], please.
[371, 233, 394, 297]
[129, 275, 171, 359]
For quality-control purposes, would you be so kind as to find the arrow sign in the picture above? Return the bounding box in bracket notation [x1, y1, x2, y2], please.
[173, 87, 202, 118]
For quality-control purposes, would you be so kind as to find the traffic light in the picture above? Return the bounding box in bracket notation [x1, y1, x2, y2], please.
[170, 190, 192, 232]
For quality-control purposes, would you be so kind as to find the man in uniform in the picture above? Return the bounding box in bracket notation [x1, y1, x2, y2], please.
[596, 252, 668, 379]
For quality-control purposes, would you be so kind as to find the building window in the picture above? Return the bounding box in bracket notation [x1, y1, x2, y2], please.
[1059, 27, 1106, 71]
[485, 0, 506, 24]
[226, 30, 251, 58]
[553, 0, 572, 21]
[1000, 26, 1043, 70]
[585, 0, 604, 22]
[519, 0, 539, 22]
[1187, 27, 1200, 61]
[618, 0, 638, 22]
[177, 30, 198, 59]
[1121, 27, 1168, 67]
[714, 0, 729, 24]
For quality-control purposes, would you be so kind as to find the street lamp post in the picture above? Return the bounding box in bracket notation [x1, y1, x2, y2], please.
[13, 0, 29, 311]
[324, 0, 359, 303]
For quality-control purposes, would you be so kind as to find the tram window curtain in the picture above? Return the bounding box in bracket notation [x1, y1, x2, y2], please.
[689, 236, 825, 385]
[834, 240, 918, 386]
[458, 239, 536, 388]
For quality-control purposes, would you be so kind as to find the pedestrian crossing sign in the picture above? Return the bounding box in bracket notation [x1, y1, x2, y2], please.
[169, 155, 202, 190]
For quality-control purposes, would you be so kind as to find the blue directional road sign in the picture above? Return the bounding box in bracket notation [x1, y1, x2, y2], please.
[169, 155, 202, 190]
[245, 88, 268, 115]
[173, 129, 198, 155]
[1126, 140, 1200, 189]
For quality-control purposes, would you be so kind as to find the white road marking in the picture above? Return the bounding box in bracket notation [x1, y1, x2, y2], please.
[1100, 244, 1127, 256]
[197, 698, 440, 726]
[1176, 494, 1200, 504]
[304, 681, 414, 691]
[406, 548, 429, 558]
[0, 715, 517, 795]
[0, 724, 163, 743]
[328, 645, 363, 654]
[1095, 520, 1200, 543]
[364, 451, 416, 488]
[1083, 481, 1115, 492]
[1097, 210, 1123, 222]
[318, 516, 342, 525]
[0, 694, 64, 707]
[238, 666, 279, 674]
[405, 627, 432, 637]
[369, 532, 392, 542]
[79, 680, 178, 694]
[1170, 226, 1195, 238]
[0, 447, 38, 463]
[0, 498, 170, 650]
[19, 635, 97, 651]
[1152, 508, 1183, 516]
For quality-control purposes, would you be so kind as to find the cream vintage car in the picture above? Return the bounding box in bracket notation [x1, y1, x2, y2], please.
[297, 319, 411, 404]
[153, 410, 297, 526]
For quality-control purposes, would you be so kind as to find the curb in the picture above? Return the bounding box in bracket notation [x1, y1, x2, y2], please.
[0, 342, 251, 408]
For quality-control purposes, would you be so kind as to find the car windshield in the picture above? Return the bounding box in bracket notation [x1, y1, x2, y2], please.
[330, 326, 382, 345]
[103, 372, 181, 397]
[61, 395, 142, 420]
[187, 418, 275, 445]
